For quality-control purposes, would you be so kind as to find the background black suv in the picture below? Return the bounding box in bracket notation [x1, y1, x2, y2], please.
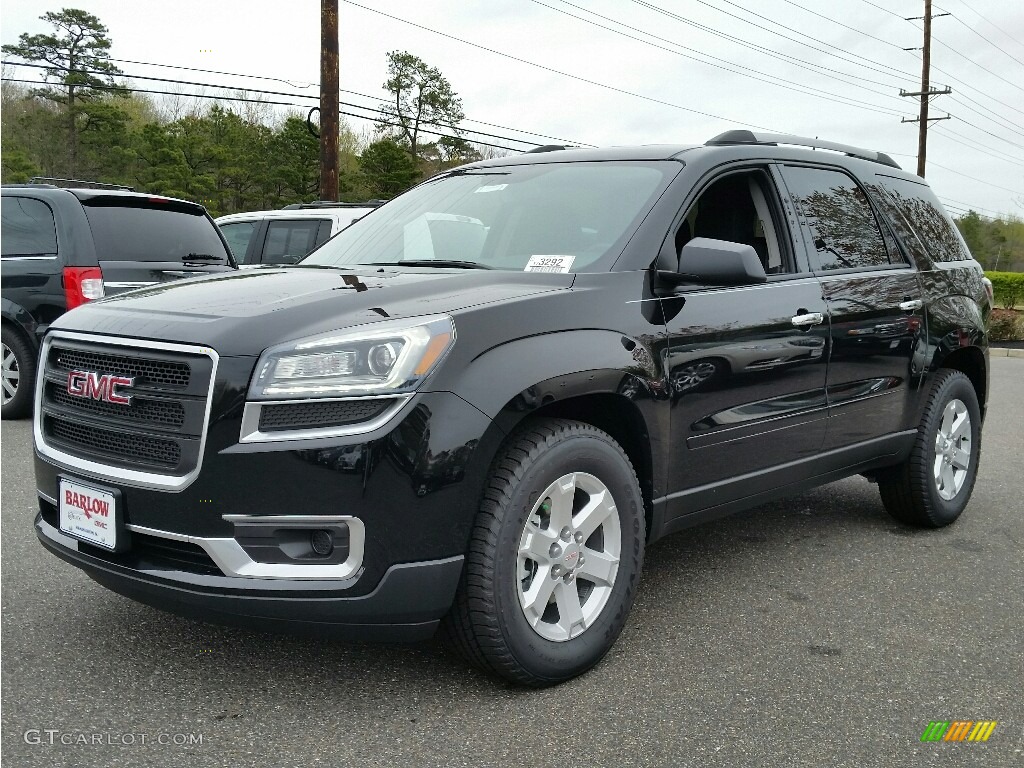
[1, 181, 235, 418]
[31, 133, 991, 686]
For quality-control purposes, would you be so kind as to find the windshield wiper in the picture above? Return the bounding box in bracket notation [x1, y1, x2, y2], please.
[365, 260, 493, 270]
[183, 252, 224, 262]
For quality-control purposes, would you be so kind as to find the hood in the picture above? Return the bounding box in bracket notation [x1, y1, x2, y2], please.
[51, 266, 574, 356]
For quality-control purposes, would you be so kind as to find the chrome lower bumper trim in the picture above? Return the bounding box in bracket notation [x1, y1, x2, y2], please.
[125, 516, 365, 581]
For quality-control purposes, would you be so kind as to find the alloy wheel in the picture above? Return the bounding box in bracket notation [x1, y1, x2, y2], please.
[517, 472, 622, 642]
[933, 398, 971, 501]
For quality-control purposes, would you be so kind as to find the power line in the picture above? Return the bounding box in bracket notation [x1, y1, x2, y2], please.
[938, 195, 1015, 217]
[0, 75, 527, 153]
[855, 0, 904, 20]
[928, 161, 1024, 196]
[939, 0, 1024, 56]
[339, 0, 783, 132]
[777, 0, 903, 50]
[940, 11, 1024, 67]
[850, 0, 1024, 121]
[943, 98, 1024, 144]
[902, 39, 1024, 121]
[1, 60, 555, 150]
[932, 126, 1024, 169]
[104, 56, 596, 147]
[645, 0, 917, 83]
[927, 32, 1024, 96]
[530, 0, 905, 117]
[772, 0, 1024, 133]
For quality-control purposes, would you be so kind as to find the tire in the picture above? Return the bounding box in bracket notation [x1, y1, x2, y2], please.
[1, 326, 36, 420]
[878, 370, 982, 528]
[442, 418, 645, 686]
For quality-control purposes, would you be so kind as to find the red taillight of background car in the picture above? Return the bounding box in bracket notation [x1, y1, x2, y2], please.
[63, 267, 105, 309]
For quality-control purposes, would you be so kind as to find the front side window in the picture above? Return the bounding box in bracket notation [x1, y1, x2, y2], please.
[782, 166, 890, 271]
[1, 197, 57, 256]
[302, 161, 676, 272]
[673, 169, 792, 274]
[219, 221, 257, 262]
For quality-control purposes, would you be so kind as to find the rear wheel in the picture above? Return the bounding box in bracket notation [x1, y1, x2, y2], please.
[443, 418, 645, 686]
[1, 326, 35, 420]
[878, 370, 981, 527]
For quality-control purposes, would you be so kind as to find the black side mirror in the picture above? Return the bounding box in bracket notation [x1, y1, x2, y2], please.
[664, 237, 768, 286]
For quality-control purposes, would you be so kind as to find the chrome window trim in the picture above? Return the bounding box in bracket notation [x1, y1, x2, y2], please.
[105, 281, 158, 289]
[33, 330, 219, 493]
[127, 515, 365, 580]
[0, 255, 59, 261]
[239, 394, 413, 443]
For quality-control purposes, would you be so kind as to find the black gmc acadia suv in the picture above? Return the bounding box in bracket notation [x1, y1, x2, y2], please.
[32, 132, 991, 686]
[1, 181, 235, 419]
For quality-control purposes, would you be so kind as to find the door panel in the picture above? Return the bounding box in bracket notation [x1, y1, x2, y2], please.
[664, 278, 829, 503]
[819, 271, 925, 447]
[776, 163, 925, 449]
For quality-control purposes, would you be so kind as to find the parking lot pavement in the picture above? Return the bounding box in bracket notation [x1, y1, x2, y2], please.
[2, 357, 1022, 768]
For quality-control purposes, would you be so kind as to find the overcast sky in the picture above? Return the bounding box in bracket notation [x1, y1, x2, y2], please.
[2, 0, 1022, 218]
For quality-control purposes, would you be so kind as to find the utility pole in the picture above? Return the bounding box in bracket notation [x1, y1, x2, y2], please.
[900, 0, 951, 178]
[319, 0, 340, 201]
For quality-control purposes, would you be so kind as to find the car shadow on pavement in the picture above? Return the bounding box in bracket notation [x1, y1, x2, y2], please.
[54, 476, 935, 694]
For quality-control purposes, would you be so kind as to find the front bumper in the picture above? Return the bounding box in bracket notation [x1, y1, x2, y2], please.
[36, 513, 464, 641]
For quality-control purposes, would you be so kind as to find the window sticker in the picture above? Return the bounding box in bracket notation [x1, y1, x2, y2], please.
[474, 184, 508, 193]
[525, 255, 575, 273]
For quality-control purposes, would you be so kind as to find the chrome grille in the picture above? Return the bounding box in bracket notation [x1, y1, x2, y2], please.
[48, 381, 186, 427]
[47, 417, 182, 467]
[37, 334, 216, 484]
[52, 347, 191, 388]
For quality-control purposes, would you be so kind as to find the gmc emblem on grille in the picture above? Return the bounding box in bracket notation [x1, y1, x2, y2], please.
[67, 370, 134, 405]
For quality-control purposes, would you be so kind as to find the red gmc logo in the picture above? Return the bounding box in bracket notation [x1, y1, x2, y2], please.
[67, 370, 134, 405]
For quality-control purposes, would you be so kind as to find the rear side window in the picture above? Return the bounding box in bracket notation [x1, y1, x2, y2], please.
[263, 219, 328, 264]
[781, 166, 891, 271]
[873, 176, 970, 262]
[219, 221, 258, 262]
[1, 197, 57, 256]
[81, 200, 228, 262]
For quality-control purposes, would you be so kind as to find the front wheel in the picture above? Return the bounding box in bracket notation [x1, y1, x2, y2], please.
[878, 370, 982, 527]
[443, 418, 645, 686]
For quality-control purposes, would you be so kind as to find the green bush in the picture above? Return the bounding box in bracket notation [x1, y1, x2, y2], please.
[989, 309, 1023, 342]
[986, 271, 1024, 310]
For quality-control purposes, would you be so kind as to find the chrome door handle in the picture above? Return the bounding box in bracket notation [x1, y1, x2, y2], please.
[791, 312, 825, 327]
[899, 299, 923, 311]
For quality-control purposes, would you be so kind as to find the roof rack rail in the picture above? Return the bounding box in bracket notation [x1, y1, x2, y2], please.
[280, 200, 384, 210]
[27, 176, 136, 191]
[705, 130, 901, 169]
[525, 145, 575, 153]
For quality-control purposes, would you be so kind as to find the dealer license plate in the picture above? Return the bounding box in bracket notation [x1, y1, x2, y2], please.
[59, 478, 117, 550]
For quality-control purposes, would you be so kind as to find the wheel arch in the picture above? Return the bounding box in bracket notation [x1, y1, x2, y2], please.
[1, 297, 40, 351]
[936, 345, 987, 418]
[482, 385, 659, 544]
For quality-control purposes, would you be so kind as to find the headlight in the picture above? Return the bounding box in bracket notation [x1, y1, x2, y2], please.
[249, 315, 455, 400]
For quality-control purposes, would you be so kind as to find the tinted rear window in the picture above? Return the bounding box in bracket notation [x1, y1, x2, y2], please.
[1, 197, 58, 256]
[81, 201, 228, 262]
[874, 175, 969, 262]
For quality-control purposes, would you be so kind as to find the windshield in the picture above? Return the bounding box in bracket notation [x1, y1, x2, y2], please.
[302, 161, 676, 272]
